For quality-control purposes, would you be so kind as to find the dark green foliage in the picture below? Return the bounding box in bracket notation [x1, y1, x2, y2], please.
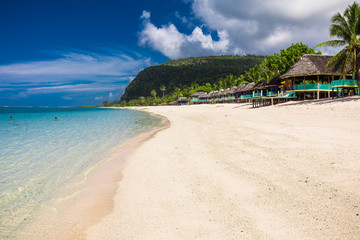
[262, 42, 321, 78]
[114, 43, 320, 107]
[120, 55, 264, 101]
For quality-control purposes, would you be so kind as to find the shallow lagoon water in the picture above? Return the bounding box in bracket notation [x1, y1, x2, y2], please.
[0, 107, 161, 239]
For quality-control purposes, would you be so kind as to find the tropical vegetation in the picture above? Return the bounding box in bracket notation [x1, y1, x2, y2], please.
[120, 55, 265, 102]
[109, 42, 320, 107]
[316, 1, 360, 86]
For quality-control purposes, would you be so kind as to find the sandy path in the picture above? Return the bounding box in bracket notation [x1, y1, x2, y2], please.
[87, 97, 360, 240]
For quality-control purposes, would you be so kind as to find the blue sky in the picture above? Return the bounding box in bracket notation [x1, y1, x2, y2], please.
[0, 0, 353, 106]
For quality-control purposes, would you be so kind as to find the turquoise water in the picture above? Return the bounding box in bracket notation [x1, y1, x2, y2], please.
[0, 107, 161, 239]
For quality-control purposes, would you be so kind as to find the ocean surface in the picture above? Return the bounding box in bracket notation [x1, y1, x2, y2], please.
[0, 107, 162, 239]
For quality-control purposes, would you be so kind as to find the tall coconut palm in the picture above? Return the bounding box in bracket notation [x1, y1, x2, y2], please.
[316, 2, 360, 85]
[160, 85, 166, 98]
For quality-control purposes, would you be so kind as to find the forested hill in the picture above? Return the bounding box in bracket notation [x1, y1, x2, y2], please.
[120, 55, 264, 101]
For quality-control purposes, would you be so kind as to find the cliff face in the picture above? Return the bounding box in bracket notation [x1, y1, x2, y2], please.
[120, 55, 264, 102]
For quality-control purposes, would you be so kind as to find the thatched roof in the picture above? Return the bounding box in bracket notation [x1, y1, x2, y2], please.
[253, 80, 267, 90]
[178, 97, 188, 101]
[281, 54, 345, 79]
[267, 76, 281, 86]
[190, 92, 206, 97]
[235, 84, 246, 92]
[198, 92, 208, 98]
[230, 86, 238, 93]
[223, 88, 233, 94]
[208, 91, 218, 98]
[215, 89, 225, 96]
[242, 82, 256, 91]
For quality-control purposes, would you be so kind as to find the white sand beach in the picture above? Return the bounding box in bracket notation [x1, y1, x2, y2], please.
[85, 97, 360, 240]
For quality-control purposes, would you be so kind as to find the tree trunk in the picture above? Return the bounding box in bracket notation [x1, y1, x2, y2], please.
[356, 52, 360, 94]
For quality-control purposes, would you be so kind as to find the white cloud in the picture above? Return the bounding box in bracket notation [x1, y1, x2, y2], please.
[139, 1, 354, 57]
[139, 11, 238, 59]
[139, 20, 186, 59]
[187, 27, 229, 52]
[141, 10, 151, 19]
[191, 0, 354, 54]
[0, 51, 146, 77]
[0, 49, 151, 101]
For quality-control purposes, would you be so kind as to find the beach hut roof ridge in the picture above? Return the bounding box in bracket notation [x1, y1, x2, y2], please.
[242, 82, 256, 91]
[253, 80, 267, 89]
[190, 92, 207, 97]
[280, 54, 348, 78]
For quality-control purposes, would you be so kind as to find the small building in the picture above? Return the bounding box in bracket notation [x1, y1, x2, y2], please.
[177, 97, 189, 105]
[190, 92, 207, 104]
[237, 82, 256, 101]
[252, 80, 267, 97]
[280, 54, 357, 100]
[266, 76, 282, 97]
[234, 84, 246, 102]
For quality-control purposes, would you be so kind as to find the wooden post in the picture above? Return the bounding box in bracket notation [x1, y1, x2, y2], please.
[293, 77, 295, 89]
[271, 98, 273, 105]
[317, 75, 320, 100]
[327, 76, 330, 98]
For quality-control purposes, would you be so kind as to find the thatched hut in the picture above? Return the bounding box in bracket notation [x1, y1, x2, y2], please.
[220, 88, 236, 103]
[280, 54, 356, 99]
[206, 91, 218, 103]
[227, 86, 238, 103]
[252, 80, 267, 97]
[267, 76, 281, 97]
[234, 84, 246, 101]
[230, 86, 238, 93]
[177, 97, 189, 105]
[216, 89, 225, 102]
[197, 92, 209, 104]
[238, 82, 256, 101]
[190, 92, 207, 104]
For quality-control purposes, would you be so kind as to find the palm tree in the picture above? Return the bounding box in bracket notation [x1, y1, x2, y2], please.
[160, 85, 166, 98]
[173, 87, 182, 99]
[150, 89, 157, 98]
[316, 2, 360, 85]
[139, 96, 146, 106]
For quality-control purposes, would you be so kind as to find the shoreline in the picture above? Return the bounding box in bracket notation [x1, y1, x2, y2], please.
[17, 109, 169, 240]
[87, 98, 360, 240]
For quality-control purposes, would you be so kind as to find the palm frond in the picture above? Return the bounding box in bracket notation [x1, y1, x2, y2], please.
[329, 24, 351, 41]
[326, 48, 349, 71]
[330, 14, 351, 40]
[341, 49, 354, 77]
[315, 40, 346, 49]
[318, 3, 360, 79]
[331, 12, 350, 31]
[345, 2, 360, 38]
